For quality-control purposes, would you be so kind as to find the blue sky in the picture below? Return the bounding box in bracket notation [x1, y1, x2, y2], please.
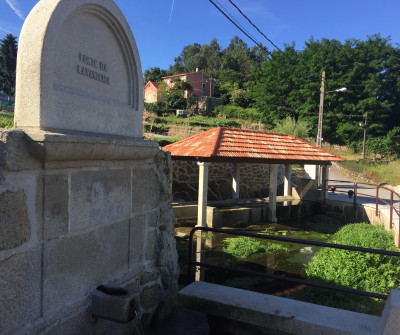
[1, 0, 400, 73]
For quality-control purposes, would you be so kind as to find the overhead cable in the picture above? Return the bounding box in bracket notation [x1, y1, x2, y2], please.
[208, 0, 271, 56]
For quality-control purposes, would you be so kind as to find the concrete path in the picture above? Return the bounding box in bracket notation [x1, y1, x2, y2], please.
[327, 166, 400, 222]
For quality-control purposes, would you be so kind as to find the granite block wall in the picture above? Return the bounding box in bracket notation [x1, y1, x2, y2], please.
[0, 130, 179, 334]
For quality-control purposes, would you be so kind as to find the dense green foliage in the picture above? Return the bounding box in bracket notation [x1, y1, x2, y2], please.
[223, 236, 289, 259]
[151, 34, 400, 156]
[305, 223, 400, 313]
[251, 35, 400, 154]
[143, 67, 168, 84]
[273, 116, 310, 140]
[157, 78, 195, 111]
[0, 34, 17, 99]
[212, 105, 267, 124]
[0, 110, 13, 128]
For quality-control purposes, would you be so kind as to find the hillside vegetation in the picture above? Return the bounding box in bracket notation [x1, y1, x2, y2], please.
[146, 34, 400, 159]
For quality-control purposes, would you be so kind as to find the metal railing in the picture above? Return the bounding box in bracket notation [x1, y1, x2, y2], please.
[325, 179, 400, 242]
[188, 226, 400, 300]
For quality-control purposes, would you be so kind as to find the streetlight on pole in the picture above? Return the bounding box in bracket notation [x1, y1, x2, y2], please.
[315, 71, 347, 186]
[316, 72, 347, 148]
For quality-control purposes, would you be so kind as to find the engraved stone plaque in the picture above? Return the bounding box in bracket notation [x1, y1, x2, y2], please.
[15, 0, 143, 138]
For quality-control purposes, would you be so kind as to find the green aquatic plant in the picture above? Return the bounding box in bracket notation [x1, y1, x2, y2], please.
[223, 236, 289, 260]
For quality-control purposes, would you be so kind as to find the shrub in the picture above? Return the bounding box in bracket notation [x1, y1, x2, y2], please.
[273, 116, 310, 140]
[214, 105, 267, 124]
[0, 111, 13, 128]
[305, 223, 400, 313]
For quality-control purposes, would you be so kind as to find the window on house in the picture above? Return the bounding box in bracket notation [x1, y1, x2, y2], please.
[202, 83, 206, 88]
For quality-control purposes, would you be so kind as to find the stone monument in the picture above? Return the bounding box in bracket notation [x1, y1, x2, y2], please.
[0, 0, 179, 334]
[15, 0, 143, 138]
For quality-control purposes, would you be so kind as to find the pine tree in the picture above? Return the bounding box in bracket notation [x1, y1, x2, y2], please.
[0, 34, 18, 100]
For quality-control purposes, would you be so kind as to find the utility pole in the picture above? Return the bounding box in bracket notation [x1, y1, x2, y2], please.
[316, 71, 326, 148]
[315, 71, 326, 187]
[361, 113, 368, 161]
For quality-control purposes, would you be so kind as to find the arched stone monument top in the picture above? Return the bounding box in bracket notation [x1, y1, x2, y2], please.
[15, 0, 143, 138]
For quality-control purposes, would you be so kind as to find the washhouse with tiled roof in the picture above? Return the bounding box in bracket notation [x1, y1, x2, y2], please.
[164, 127, 344, 164]
[163, 127, 345, 226]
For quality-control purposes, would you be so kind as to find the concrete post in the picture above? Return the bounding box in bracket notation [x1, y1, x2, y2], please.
[381, 289, 400, 335]
[304, 164, 318, 188]
[321, 165, 330, 202]
[197, 162, 210, 227]
[196, 162, 210, 281]
[232, 163, 241, 199]
[284, 164, 292, 197]
[269, 164, 278, 223]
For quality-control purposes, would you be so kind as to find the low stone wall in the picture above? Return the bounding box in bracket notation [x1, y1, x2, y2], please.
[172, 160, 284, 202]
[0, 130, 179, 334]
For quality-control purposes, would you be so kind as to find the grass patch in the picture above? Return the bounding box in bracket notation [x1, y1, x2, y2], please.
[0, 111, 13, 128]
[144, 115, 241, 131]
[145, 135, 180, 147]
[341, 160, 400, 185]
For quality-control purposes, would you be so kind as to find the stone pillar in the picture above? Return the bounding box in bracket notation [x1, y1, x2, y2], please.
[269, 164, 278, 223]
[232, 163, 241, 199]
[196, 162, 210, 282]
[304, 165, 318, 188]
[284, 164, 292, 197]
[321, 164, 330, 202]
[197, 162, 211, 227]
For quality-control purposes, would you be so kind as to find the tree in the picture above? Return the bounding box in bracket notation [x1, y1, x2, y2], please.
[251, 35, 400, 150]
[0, 34, 18, 100]
[143, 67, 168, 84]
[273, 116, 310, 140]
[158, 78, 193, 111]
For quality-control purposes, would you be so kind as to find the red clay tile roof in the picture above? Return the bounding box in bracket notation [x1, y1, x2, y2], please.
[145, 80, 159, 88]
[163, 127, 345, 164]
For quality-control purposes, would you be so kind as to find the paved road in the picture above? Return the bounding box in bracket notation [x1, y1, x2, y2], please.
[327, 166, 399, 219]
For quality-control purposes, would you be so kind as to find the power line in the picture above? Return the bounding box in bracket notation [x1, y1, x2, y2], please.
[208, 0, 271, 56]
[225, 0, 321, 82]
[214, 0, 258, 44]
[227, 0, 284, 54]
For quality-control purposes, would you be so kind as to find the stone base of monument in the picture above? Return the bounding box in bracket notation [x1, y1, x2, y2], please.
[0, 129, 179, 334]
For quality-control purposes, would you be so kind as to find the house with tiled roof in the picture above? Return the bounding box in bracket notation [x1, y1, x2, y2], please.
[144, 69, 214, 103]
[144, 80, 160, 103]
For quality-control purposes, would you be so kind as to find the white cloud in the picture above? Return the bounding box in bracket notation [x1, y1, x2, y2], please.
[5, 0, 25, 20]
